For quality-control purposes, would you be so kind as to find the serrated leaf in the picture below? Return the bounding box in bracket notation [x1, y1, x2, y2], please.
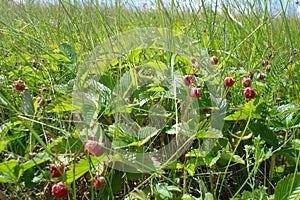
[225, 99, 264, 121]
[274, 173, 300, 200]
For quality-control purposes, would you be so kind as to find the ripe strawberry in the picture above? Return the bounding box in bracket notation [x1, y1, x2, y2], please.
[210, 56, 218, 65]
[84, 140, 105, 157]
[242, 77, 251, 87]
[51, 182, 68, 198]
[190, 86, 201, 98]
[224, 77, 235, 87]
[266, 65, 272, 72]
[257, 72, 265, 80]
[94, 176, 105, 190]
[50, 164, 64, 178]
[14, 80, 25, 91]
[183, 75, 194, 86]
[244, 87, 256, 99]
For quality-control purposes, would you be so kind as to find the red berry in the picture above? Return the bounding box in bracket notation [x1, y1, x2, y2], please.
[247, 72, 254, 79]
[190, 57, 197, 64]
[257, 72, 265, 80]
[210, 56, 218, 65]
[84, 140, 105, 157]
[190, 86, 201, 98]
[51, 182, 68, 198]
[183, 75, 194, 86]
[94, 176, 105, 190]
[261, 59, 269, 67]
[14, 80, 25, 91]
[242, 77, 251, 87]
[224, 77, 235, 87]
[201, 108, 210, 113]
[50, 164, 64, 178]
[36, 97, 45, 106]
[244, 87, 256, 99]
[266, 65, 272, 72]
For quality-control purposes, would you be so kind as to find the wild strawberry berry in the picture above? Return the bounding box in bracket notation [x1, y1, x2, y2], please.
[36, 97, 45, 106]
[224, 77, 235, 87]
[242, 77, 251, 87]
[247, 72, 254, 79]
[14, 80, 25, 91]
[201, 108, 210, 113]
[244, 87, 256, 99]
[257, 72, 265, 80]
[190, 57, 197, 64]
[183, 75, 194, 86]
[94, 176, 105, 190]
[51, 182, 68, 198]
[266, 65, 272, 72]
[84, 140, 105, 157]
[50, 164, 64, 178]
[261, 59, 269, 67]
[190, 86, 201, 98]
[210, 56, 218, 65]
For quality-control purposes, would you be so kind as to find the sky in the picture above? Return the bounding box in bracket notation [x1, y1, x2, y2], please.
[13, 0, 300, 16]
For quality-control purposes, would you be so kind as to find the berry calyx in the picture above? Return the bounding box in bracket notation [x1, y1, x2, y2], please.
[94, 176, 105, 190]
[210, 56, 218, 65]
[190, 86, 201, 98]
[14, 80, 25, 91]
[242, 77, 251, 87]
[224, 77, 235, 87]
[50, 164, 64, 178]
[51, 182, 68, 198]
[84, 140, 105, 157]
[257, 72, 265, 80]
[244, 87, 256, 99]
[183, 75, 194, 86]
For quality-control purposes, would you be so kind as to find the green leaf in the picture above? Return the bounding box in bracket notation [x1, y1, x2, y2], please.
[0, 140, 8, 153]
[147, 86, 166, 92]
[19, 153, 50, 179]
[232, 186, 267, 200]
[225, 99, 264, 121]
[204, 192, 214, 200]
[22, 90, 34, 116]
[249, 121, 280, 148]
[58, 43, 76, 63]
[196, 127, 223, 139]
[219, 151, 245, 165]
[274, 173, 300, 200]
[49, 99, 73, 112]
[154, 182, 173, 198]
[0, 160, 19, 182]
[65, 156, 107, 184]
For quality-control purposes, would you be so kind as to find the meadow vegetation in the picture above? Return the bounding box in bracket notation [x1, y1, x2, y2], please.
[0, 0, 299, 199]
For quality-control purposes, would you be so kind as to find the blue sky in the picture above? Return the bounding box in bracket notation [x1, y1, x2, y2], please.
[14, 0, 300, 16]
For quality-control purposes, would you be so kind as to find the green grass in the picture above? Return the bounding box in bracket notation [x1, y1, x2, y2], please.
[0, 0, 299, 199]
